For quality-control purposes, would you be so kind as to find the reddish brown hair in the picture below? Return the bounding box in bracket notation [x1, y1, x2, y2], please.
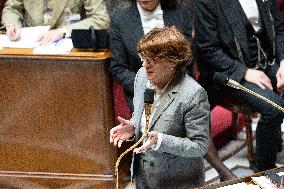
[137, 26, 191, 66]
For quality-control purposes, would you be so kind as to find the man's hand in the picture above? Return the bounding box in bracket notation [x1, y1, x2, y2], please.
[37, 29, 65, 46]
[110, 116, 135, 148]
[133, 131, 158, 154]
[244, 68, 272, 90]
[6, 25, 21, 41]
[276, 60, 284, 92]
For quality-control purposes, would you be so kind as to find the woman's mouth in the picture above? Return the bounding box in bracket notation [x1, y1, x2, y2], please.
[146, 70, 154, 77]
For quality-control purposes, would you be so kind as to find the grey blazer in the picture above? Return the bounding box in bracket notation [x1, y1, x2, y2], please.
[109, 4, 192, 109]
[131, 68, 210, 189]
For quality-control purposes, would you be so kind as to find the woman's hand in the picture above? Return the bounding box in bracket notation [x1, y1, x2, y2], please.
[244, 68, 272, 90]
[37, 29, 65, 46]
[276, 60, 284, 92]
[6, 25, 21, 41]
[110, 116, 135, 148]
[133, 131, 158, 154]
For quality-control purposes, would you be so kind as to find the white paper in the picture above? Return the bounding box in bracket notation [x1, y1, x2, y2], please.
[33, 38, 73, 54]
[217, 182, 261, 189]
[251, 176, 278, 189]
[0, 26, 50, 48]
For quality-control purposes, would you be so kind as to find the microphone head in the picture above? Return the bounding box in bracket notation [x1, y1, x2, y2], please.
[144, 88, 155, 104]
[213, 72, 229, 85]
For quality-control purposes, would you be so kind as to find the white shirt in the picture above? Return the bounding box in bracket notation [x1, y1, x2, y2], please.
[137, 2, 165, 34]
[239, 0, 261, 32]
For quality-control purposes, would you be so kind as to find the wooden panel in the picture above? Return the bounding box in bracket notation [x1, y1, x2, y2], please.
[0, 50, 126, 188]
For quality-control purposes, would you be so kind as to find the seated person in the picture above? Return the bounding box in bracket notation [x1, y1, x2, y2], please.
[110, 26, 210, 189]
[1, 0, 110, 45]
[194, 0, 284, 171]
[109, 0, 192, 111]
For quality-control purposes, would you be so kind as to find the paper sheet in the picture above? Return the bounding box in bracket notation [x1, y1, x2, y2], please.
[217, 182, 261, 189]
[33, 38, 73, 54]
[0, 26, 73, 54]
[251, 176, 279, 189]
[0, 26, 50, 48]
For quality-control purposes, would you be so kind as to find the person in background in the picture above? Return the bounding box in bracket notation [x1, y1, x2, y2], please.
[109, 0, 192, 111]
[110, 26, 210, 189]
[1, 0, 110, 45]
[194, 0, 284, 172]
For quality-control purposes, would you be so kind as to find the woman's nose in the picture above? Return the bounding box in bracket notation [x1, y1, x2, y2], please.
[142, 59, 149, 67]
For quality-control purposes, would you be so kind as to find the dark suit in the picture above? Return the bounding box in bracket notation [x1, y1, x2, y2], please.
[194, 0, 284, 171]
[109, 3, 192, 110]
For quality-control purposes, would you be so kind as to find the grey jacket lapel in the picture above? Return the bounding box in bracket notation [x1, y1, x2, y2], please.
[218, 0, 250, 59]
[149, 89, 175, 130]
[149, 71, 183, 130]
[133, 71, 147, 138]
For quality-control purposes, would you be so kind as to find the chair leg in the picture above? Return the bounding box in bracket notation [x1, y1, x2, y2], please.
[277, 126, 283, 152]
[231, 111, 238, 140]
[245, 113, 255, 168]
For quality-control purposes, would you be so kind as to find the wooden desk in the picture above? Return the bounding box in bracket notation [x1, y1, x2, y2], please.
[0, 48, 122, 188]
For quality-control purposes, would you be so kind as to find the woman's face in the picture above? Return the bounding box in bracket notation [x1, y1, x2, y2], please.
[141, 55, 176, 89]
[137, 0, 160, 11]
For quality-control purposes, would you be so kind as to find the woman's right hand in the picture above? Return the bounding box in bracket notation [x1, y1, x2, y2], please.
[6, 25, 21, 41]
[110, 116, 135, 148]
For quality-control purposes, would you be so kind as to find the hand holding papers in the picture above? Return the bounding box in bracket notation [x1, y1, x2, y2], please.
[0, 26, 73, 54]
[6, 25, 21, 41]
[0, 26, 50, 48]
[33, 38, 73, 54]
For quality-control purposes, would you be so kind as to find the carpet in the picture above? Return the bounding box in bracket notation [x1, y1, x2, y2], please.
[204, 118, 284, 186]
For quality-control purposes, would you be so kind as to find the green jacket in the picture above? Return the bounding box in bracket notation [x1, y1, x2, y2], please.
[1, 0, 110, 33]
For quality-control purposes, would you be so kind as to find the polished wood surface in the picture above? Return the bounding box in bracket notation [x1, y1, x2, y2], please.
[0, 48, 123, 188]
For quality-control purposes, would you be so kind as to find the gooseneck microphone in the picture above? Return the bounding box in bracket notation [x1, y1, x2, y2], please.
[115, 88, 155, 189]
[213, 72, 242, 89]
[213, 72, 284, 112]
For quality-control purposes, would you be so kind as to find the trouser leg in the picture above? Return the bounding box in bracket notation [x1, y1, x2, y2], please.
[226, 80, 284, 171]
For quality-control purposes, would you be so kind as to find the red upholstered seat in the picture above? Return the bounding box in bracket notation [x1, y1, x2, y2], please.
[112, 82, 132, 124]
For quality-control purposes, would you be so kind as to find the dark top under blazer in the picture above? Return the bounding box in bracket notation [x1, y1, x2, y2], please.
[194, 0, 284, 83]
[109, 4, 192, 109]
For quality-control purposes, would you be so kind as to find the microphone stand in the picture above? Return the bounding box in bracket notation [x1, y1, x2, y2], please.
[213, 72, 284, 113]
[114, 89, 154, 189]
[227, 78, 284, 113]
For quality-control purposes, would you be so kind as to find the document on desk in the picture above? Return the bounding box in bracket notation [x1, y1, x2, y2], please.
[33, 38, 73, 54]
[0, 26, 50, 48]
[216, 182, 261, 189]
[251, 176, 279, 189]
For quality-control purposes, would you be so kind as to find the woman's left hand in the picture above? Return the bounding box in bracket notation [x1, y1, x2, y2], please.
[276, 60, 284, 92]
[133, 131, 158, 154]
[37, 29, 65, 46]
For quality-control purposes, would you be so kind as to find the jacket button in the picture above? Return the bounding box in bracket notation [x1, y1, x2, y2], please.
[150, 162, 154, 167]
